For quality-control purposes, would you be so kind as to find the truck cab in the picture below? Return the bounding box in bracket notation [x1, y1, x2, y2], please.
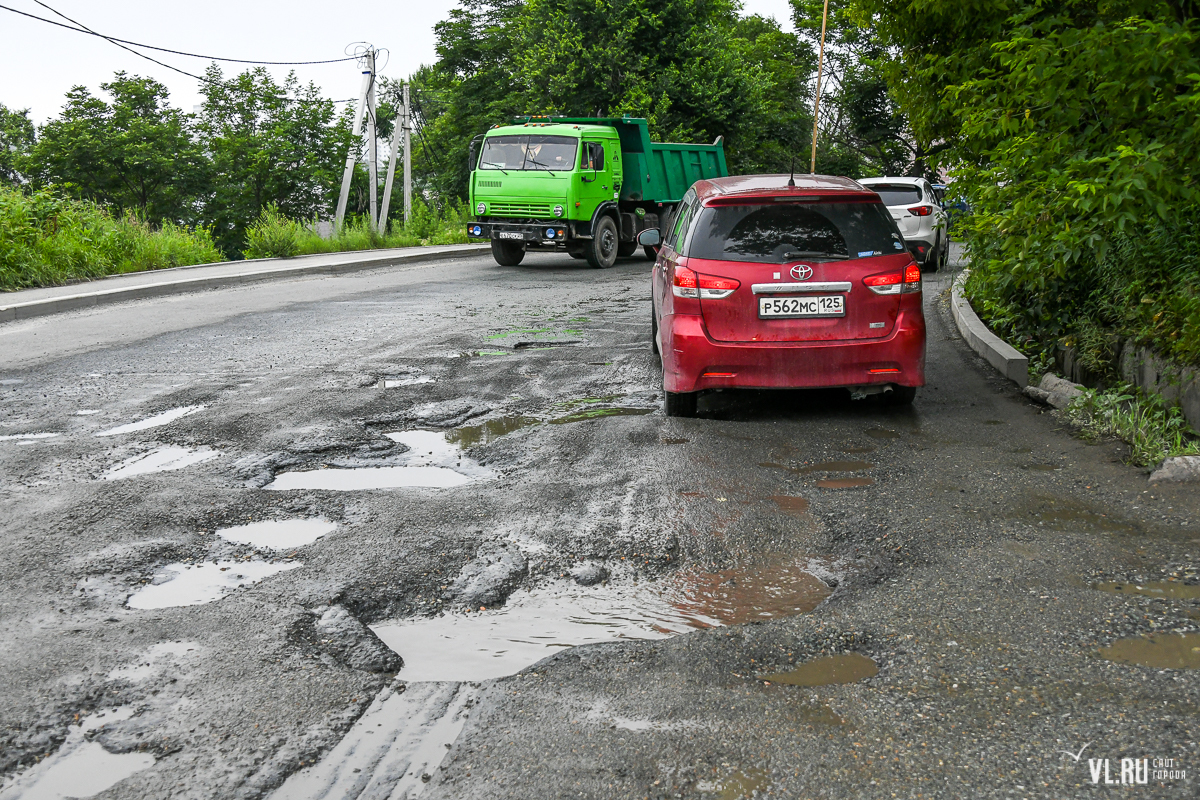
[467, 116, 727, 269]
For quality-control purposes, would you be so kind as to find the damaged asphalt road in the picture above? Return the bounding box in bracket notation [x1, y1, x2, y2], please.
[0, 250, 1196, 799]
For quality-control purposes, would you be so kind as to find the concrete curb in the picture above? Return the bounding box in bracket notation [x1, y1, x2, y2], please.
[950, 269, 1029, 388]
[0, 244, 489, 324]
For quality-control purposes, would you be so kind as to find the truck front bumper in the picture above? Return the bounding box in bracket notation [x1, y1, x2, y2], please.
[466, 220, 571, 245]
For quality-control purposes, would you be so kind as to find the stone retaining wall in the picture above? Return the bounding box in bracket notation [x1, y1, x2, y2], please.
[1057, 340, 1200, 432]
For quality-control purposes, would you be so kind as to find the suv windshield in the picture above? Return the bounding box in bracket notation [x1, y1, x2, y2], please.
[478, 135, 578, 172]
[864, 184, 922, 206]
[685, 201, 905, 263]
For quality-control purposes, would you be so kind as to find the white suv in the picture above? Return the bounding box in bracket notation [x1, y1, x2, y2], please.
[858, 177, 948, 272]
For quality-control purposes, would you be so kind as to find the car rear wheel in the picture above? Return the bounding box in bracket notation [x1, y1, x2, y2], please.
[644, 245, 659, 261]
[491, 239, 525, 267]
[664, 390, 697, 417]
[617, 240, 638, 258]
[651, 308, 659, 355]
[885, 385, 917, 406]
[585, 216, 619, 269]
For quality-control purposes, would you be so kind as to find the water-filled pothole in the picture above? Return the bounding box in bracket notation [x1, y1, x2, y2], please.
[95, 405, 205, 437]
[446, 416, 538, 447]
[0, 432, 60, 441]
[759, 652, 879, 685]
[1097, 633, 1200, 669]
[697, 767, 770, 799]
[818, 477, 875, 489]
[126, 561, 301, 609]
[550, 407, 654, 424]
[217, 519, 337, 550]
[103, 446, 219, 480]
[797, 460, 873, 474]
[1094, 581, 1200, 600]
[372, 558, 832, 683]
[771, 496, 810, 513]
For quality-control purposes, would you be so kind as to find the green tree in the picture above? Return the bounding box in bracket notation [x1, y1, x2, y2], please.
[195, 66, 353, 255]
[0, 104, 35, 186]
[32, 74, 205, 222]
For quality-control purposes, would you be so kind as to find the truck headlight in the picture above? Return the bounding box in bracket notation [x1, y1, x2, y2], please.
[553, 205, 564, 217]
[476, 202, 487, 215]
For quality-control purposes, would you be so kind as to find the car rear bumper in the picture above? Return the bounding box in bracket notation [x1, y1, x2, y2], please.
[660, 308, 926, 393]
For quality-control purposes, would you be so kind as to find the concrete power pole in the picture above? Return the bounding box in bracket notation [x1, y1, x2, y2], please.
[334, 49, 376, 232]
[380, 81, 413, 231]
[365, 51, 379, 231]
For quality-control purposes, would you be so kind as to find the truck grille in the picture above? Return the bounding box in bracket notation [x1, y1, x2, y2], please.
[489, 202, 552, 217]
[477, 180, 502, 188]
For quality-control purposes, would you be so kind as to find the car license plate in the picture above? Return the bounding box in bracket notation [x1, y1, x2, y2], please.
[758, 295, 845, 318]
[498, 231, 524, 240]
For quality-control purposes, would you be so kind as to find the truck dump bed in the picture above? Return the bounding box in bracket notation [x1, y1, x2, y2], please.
[513, 116, 728, 205]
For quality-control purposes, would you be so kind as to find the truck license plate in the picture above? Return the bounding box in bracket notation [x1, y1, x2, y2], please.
[758, 295, 845, 318]
[498, 231, 524, 240]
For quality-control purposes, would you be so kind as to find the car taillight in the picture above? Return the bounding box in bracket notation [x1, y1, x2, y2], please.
[673, 266, 739, 299]
[864, 263, 921, 295]
[908, 205, 933, 216]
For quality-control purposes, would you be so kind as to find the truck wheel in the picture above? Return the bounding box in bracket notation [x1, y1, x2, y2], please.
[664, 391, 697, 418]
[491, 239, 525, 267]
[585, 216, 619, 269]
[617, 240, 638, 258]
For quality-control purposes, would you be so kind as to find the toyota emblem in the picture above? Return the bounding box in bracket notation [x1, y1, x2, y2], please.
[790, 264, 813, 281]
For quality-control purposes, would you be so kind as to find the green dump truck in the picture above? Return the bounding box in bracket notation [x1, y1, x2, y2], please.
[466, 116, 728, 268]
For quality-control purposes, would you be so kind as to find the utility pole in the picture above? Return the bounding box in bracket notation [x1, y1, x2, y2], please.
[380, 80, 413, 231]
[335, 48, 376, 231]
[809, 0, 830, 174]
[402, 82, 412, 221]
[365, 51, 379, 231]
[379, 81, 402, 230]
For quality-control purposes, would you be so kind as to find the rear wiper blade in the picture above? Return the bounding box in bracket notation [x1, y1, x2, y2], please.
[780, 251, 848, 260]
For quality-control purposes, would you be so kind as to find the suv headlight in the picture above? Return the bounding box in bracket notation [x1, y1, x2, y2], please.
[553, 205, 564, 218]
[476, 202, 487, 215]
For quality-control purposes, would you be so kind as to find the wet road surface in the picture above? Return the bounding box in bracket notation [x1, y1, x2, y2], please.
[0, 250, 1196, 798]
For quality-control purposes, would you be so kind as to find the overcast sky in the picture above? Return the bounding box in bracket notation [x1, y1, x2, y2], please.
[1, 0, 797, 124]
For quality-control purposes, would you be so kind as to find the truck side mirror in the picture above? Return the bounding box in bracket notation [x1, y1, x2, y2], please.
[468, 134, 484, 173]
[637, 229, 661, 247]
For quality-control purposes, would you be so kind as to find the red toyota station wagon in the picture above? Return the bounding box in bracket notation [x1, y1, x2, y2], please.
[643, 175, 927, 417]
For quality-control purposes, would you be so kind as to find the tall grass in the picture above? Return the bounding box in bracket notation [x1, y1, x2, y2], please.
[0, 186, 223, 291]
[1065, 384, 1200, 467]
[243, 199, 471, 260]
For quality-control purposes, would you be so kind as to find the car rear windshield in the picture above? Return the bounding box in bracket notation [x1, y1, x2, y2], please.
[685, 201, 904, 263]
[864, 184, 922, 206]
[478, 135, 578, 172]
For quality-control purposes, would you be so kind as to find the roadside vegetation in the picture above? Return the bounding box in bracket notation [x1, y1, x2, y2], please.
[0, 186, 221, 291]
[1065, 384, 1200, 467]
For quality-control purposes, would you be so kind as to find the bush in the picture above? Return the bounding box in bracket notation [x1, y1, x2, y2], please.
[0, 186, 223, 291]
[243, 204, 302, 259]
[1065, 384, 1200, 467]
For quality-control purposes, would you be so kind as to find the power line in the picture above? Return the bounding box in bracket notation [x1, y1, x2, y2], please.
[7, 2, 358, 106]
[0, 2, 356, 65]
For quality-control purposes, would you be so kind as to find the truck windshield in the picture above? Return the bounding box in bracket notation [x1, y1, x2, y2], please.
[686, 201, 904, 262]
[478, 135, 578, 172]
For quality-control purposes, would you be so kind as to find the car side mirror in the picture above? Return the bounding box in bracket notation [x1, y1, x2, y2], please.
[637, 229, 661, 247]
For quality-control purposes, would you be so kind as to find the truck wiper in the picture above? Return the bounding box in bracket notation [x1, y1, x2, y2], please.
[481, 162, 509, 175]
[526, 159, 556, 176]
[780, 251, 849, 260]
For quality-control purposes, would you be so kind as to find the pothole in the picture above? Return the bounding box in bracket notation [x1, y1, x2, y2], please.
[95, 405, 205, 437]
[771, 496, 810, 513]
[372, 557, 834, 683]
[797, 460, 873, 475]
[759, 652, 879, 685]
[125, 561, 302, 609]
[0, 707, 155, 800]
[102, 446, 219, 480]
[818, 477, 875, 489]
[1097, 633, 1200, 669]
[0, 432, 61, 441]
[549, 407, 654, 424]
[696, 767, 770, 799]
[217, 519, 337, 551]
[446, 416, 538, 447]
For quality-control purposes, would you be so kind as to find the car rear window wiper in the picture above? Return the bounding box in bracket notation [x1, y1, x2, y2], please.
[780, 251, 849, 260]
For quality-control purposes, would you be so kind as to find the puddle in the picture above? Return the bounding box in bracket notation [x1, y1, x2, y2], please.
[0, 432, 60, 441]
[797, 460, 873, 474]
[0, 379, 24, 385]
[108, 641, 199, 682]
[217, 519, 337, 550]
[771, 496, 810, 513]
[864, 428, 900, 439]
[697, 768, 770, 799]
[1094, 582, 1200, 600]
[759, 652, 879, 685]
[95, 405, 205, 436]
[1097, 633, 1200, 669]
[550, 407, 654, 424]
[373, 560, 832, 682]
[446, 416, 538, 448]
[382, 376, 434, 388]
[1017, 495, 1141, 534]
[818, 477, 875, 489]
[0, 707, 154, 800]
[76, 409, 101, 415]
[126, 561, 302, 609]
[102, 446, 219, 480]
[270, 682, 477, 800]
